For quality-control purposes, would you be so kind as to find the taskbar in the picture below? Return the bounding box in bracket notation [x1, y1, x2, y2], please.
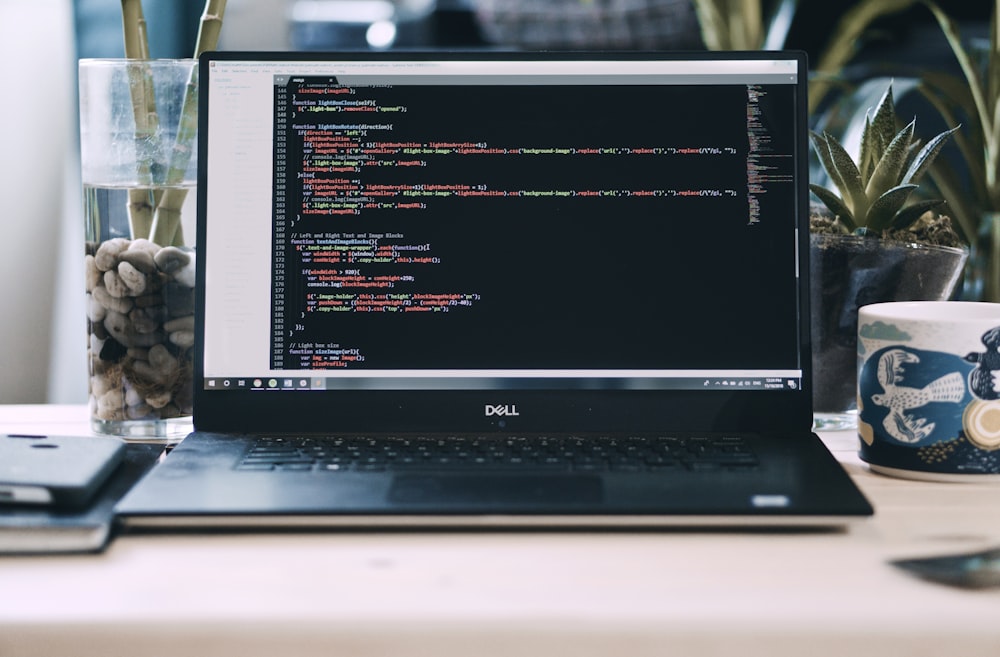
[203, 375, 803, 392]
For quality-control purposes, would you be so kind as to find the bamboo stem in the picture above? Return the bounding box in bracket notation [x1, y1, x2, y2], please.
[194, 0, 228, 57]
[121, 0, 158, 240]
[149, 0, 228, 246]
[148, 68, 197, 246]
[121, 0, 149, 60]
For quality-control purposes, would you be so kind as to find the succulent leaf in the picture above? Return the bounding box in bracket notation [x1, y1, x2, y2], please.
[809, 183, 855, 230]
[865, 119, 916, 199]
[866, 183, 917, 232]
[823, 131, 869, 220]
[890, 199, 946, 231]
[902, 125, 959, 185]
[858, 115, 876, 181]
[901, 139, 921, 178]
[868, 85, 898, 159]
[809, 131, 846, 197]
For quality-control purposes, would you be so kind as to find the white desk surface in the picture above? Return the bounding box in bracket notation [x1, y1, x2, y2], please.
[1, 404, 999, 657]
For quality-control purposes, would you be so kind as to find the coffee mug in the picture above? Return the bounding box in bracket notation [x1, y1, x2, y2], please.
[857, 301, 1000, 481]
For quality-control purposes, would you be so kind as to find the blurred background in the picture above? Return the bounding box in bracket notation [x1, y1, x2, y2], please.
[0, 0, 992, 404]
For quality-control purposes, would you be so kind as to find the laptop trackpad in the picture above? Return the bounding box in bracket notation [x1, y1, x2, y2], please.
[388, 474, 603, 507]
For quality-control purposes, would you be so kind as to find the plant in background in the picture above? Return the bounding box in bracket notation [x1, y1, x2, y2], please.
[692, 0, 798, 51]
[692, 0, 925, 112]
[119, 0, 227, 246]
[708, 0, 997, 294]
[807, 0, 924, 114]
[915, 0, 1000, 300]
[809, 84, 959, 239]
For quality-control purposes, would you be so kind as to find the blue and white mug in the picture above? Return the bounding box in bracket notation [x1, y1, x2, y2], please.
[857, 301, 1000, 481]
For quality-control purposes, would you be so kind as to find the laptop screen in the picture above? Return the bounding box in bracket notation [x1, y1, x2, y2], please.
[196, 51, 812, 433]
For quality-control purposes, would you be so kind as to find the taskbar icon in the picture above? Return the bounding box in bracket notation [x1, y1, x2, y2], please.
[204, 377, 325, 390]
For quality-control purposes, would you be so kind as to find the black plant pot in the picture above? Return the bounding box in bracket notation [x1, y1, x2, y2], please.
[809, 233, 968, 415]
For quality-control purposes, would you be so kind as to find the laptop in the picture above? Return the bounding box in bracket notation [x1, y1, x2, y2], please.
[115, 50, 873, 528]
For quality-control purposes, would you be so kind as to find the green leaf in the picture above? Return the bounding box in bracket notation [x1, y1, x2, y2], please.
[823, 131, 869, 221]
[810, 131, 844, 192]
[737, 0, 763, 49]
[809, 0, 920, 113]
[902, 125, 959, 185]
[920, 70, 977, 117]
[763, 0, 798, 50]
[866, 184, 917, 231]
[921, 1, 991, 141]
[901, 139, 921, 176]
[859, 115, 875, 181]
[868, 85, 898, 161]
[922, 0, 997, 201]
[866, 119, 916, 198]
[917, 75, 985, 204]
[889, 199, 946, 231]
[692, 0, 728, 50]
[990, 3, 1000, 136]
[916, 10, 1000, 210]
[809, 183, 856, 230]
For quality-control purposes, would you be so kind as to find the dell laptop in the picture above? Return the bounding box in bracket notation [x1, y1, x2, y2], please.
[116, 50, 873, 527]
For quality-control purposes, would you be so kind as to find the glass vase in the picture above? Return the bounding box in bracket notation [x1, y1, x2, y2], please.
[79, 59, 198, 441]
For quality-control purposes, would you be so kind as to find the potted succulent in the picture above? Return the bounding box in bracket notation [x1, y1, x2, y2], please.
[808, 84, 969, 424]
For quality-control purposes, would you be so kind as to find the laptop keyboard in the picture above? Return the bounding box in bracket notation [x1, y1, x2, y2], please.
[235, 434, 759, 473]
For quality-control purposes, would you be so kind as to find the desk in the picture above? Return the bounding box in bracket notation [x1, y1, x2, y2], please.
[1, 404, 998, 657]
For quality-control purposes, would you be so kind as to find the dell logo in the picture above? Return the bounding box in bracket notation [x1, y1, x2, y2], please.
[485, 404, 520, 417]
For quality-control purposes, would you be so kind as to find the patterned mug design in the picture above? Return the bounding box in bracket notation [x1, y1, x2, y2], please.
[858, 323, 1000, 475]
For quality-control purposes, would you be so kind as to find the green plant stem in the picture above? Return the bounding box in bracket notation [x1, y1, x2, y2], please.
[149, 0, 228, 247]
[148, 71, 197, 247]
[121, 0, 157, 241]
[194, 0, 227, 56]
[120, 0, 149, 61]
